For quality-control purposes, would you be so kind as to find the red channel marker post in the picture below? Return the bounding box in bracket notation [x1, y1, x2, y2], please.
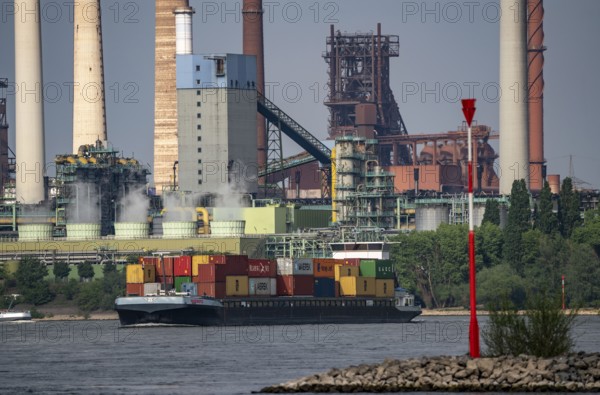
[462, 98, 480, 358]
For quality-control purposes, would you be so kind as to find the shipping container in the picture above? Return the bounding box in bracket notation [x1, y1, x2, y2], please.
[198, 263, 228, 283]
[335, 281, 340, 297]
[226, 276, 249, 297]
[192, 255, 210, 276]
[174, 276, 191, 292]
[248, 277, 276, 296]
[154, 276, 174, 286]
[126, 264, 144, 284]
[181, 282, 198, 296]
[143, 265, 156, 283]
[339, 276, 376, 297]
[342, 258, 361, 266]
[227, 260, 249, 276]
[314, 278, 335, 297]
[359, 260, 395, 279]
[198, 282, 225, 298]
[126, 283, 144, 296]
[276, 258, 313, 276]
[139, 256, 158, 266]
[156, 256, 175, 277]
[276, 275, 314, 296]
[313, 259, 336, 278]
[375, 279, 395, 297]
[248, 259, 276, 277]
[209, 255, 249, 265]
[174, 256, 192, 276]
[143, 283, 161, 296]
[334, 264, 360, 281]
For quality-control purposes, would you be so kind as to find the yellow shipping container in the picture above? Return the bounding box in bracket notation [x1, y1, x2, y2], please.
[192, 255, 211, 276]
[375, 279, 395, 297]
[334, 264, 359, 281]
[339, 276, 375, 297]
[143, 265, 156, 283]
[226, 276, 249, 297]
[126, 264, 144, 284]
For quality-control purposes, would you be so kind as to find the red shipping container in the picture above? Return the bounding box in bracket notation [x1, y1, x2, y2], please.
[335, 281, 340, 297]
[248, 259, 276, 277]
[156, 257, 175, 277]
[342, 258, 361, 266]
[192, 275, 201, 283]
[227, 260, 249, 276]
[198, 263, 228, 283]
[209, 255, 249, 265]
[138, 256, 158, 266]
[276, 275, 314, 296]
[126, 283, 144, 296]
[174, 256, 192, 276]
[198, 282, 226, 298]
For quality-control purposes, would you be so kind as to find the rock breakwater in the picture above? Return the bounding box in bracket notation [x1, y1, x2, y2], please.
[260, 352, 600, 393]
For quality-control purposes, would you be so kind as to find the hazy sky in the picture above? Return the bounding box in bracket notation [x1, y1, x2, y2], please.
[1, 0, 599, 188]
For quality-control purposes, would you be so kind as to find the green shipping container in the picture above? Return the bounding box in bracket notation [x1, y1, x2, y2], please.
[359, 260, 395, 279]
[175, 276, 191, 292]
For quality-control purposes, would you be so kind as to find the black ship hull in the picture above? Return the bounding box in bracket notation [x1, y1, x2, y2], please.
[115, 296, 421, 326]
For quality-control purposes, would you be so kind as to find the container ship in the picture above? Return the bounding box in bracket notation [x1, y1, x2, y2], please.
[114, 255, 421, 326]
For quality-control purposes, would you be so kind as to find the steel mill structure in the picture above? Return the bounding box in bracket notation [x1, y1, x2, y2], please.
[72, 0, 107, 154]
[0, 79, 14, 199]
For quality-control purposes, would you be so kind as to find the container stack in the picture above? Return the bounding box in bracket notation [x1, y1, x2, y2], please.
[359, 259, 395, 297]
[174, 256, 192, 292]
[276, 258, 314, 296]
[313, 258, 336, 297]
[125, 261, 157, 296]
[248, 259, 277, 296]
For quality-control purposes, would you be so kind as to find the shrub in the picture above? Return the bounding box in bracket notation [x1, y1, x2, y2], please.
[483, 294, 577, 357]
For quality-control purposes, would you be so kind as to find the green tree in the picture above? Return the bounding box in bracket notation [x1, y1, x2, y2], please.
[477, 263, 526, 307]
[572, 207, 600, 257]
[475, 222, 504, 268]
[64, 278, 80, 301]
[482, 199, 501, 226]
[53, 261, 71, 282]
[559, 177, 582, 238]
[15, 257, 54, 305]
[504, 179, 531, 273]
[103, 263, 116, 275]
[536, 181, 559, 234]
[77, 262, 95, 282]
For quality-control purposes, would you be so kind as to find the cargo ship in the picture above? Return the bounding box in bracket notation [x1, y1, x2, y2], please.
[114, 254, 421, 326]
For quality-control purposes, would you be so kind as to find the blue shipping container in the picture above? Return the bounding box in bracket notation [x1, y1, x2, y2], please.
[314, 278, 335, 297]
[181, 282, 198, 296]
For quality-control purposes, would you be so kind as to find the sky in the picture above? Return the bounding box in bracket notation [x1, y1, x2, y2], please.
[1, 0, 599, 189]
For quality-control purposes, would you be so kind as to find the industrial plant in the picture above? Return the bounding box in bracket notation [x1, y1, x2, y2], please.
[0, 0, 597, 265]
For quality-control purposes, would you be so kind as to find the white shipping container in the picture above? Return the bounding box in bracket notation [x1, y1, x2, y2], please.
[249, 277, 276, 296]
[276, 258, 313, 275]
[143, 283, 161, 296]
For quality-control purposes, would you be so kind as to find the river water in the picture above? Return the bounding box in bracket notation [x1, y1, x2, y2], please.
[1, 315, 599, 394]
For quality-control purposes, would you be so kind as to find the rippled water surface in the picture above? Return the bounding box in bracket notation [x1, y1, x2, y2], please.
[1, 315, 599, 394]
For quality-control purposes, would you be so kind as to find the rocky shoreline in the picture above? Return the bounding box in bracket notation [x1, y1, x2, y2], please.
[260, 353, 600, 393]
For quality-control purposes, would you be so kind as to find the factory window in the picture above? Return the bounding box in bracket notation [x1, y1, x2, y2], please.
[196, 101, 201, 107]
[196, 65, 200, 72]
[196, 124, 202, 130]
[198, 180, 202, 185]
[198, 159, 202, 164]
[197, 113, 201, 119]
[198, 170, 202, 175]
[216, 58, 225, 76]
[196, 79, 200, 85]
[197, 147, 202, 153]
[197, 136, 201, 141]
[196, 90, 201, 95]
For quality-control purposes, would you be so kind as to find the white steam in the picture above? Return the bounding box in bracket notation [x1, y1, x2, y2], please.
[68, 182, 100, 223]
[118, 188, 149, 222]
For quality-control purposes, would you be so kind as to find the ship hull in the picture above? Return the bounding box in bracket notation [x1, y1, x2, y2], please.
[115, 296, 421, 326]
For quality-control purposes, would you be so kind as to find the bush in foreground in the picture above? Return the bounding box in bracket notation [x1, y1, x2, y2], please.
[483, 294, 577, 357]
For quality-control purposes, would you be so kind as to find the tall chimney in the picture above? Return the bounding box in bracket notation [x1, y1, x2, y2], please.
[154, 0, 190, 194]
[527, 0, 545, 192]
[242, 0, 266, 171]
[73, 0, 107, 153]
[499, 0, 530, 195]
[174, 6, 194, 55]
[14, 0, 46, 204]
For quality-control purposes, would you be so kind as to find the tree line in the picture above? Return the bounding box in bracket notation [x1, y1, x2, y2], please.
[392, 178, 600, 308]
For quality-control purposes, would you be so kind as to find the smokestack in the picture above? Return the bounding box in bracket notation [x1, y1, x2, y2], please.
[242, 0, 266, 170]
[154, 0, 190, 194]
[73, 0, 107, 153]
[527, 0, 546, 191]
[14, 0, 46, 204]
[174, 6, 194, 55]
[499, 0, 530, 195]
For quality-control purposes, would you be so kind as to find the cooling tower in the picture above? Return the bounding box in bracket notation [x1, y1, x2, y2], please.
[73, 0, 107, 153]
[499, 0, 530, 195]
[154, 0, 190, 194]
[14, 0, 46, 204]
[242, 0, 266, 170]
